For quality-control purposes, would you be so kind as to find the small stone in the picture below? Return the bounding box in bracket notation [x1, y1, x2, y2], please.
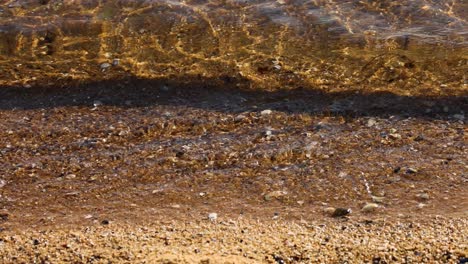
[338, 171, 348, 178]
[264, 190, 287, 201]
[406, 168, 418, 174]
[272, 212, 280, 220]
[65, 174, 76, 180]
[416, 193, 429, 200]
[170, 204, 181, 209]
[389, 133, 402, 140]
[208, 213, 217, 221]
[84, 214, 93, 219]
[331, 208, 352, 217]
[93, 100, 103, 107]
[0, 179, 5, 188]
[323, 207, 336, 215]
[112, 58, 120, 66]
[234, 114, 247, 122]
[297, 200, 305, 205]
[366, 118, 377, 127]
[0, 213, 9, 221]
[417, 203, 426, 209]
[362, 203, 379, 213]
[101, 219, 110, 225]
[260, 109, 272, 116]
[100, 62, 111, 71]
[160, 85, 170, 92]
[372, 196, 385, 203]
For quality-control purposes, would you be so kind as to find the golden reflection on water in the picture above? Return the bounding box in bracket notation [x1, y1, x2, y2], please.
[0, 0, 466, 96]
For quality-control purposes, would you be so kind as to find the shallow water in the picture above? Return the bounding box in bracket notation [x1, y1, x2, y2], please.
[0, 0, 466, 95]
[0, 0, 467, 231]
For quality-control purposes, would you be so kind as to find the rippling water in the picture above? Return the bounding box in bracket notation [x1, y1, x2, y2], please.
[0, 0, 466, 95]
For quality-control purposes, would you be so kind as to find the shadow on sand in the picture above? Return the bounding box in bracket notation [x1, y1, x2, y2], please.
[0, 75, 466, 120]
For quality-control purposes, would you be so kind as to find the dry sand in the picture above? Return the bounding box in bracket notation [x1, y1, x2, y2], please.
[1, 217, 467, 263]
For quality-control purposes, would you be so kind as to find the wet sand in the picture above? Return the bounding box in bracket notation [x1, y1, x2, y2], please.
[0, 79, 467, 262]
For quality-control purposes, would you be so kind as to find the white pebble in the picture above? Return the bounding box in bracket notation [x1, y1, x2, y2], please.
[362, 203, 379, 212]
[100, 62, 111, 71]
[208, 213, 218, 221]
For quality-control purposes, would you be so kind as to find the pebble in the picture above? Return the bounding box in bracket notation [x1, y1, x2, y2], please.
[0, 179, 5, 188]
[93, 100, 103, 107]
[389, 133, 402, 140]
[100, 62, 111, 71]
[264, 130, 273, 137]
[208, 213, 217, 221]
[416, 193, 430, 200]
[234, 114, 247, 122]
[406, 168, 418, 174]
[260, 109, 272, 116]
[366, 118, 377, 127]
[65, 174, 76, 180]
[331, 208, 352, 218]
[362, 203, 379, 213]
[323, 207, 336, 215]
[264, 190, 287, 201]
[112, 58, 120, 66]
[0, 213, 9, 221]
[372, 196, 385, 203]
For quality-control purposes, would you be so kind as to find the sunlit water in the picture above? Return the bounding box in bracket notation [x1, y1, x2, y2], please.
[0, 0, 466, 94]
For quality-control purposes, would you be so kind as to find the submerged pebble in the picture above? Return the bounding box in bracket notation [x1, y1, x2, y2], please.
[416, 193, 430, 200]
[264, 190, 287, 201]
[100, 62, 111, 71]
[372, 196, 385, 203]
[406, 168, 418, 174]
[362, 203, 379, 213]
[331, 208, 352, 218]
[208, 213, 218, 221]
